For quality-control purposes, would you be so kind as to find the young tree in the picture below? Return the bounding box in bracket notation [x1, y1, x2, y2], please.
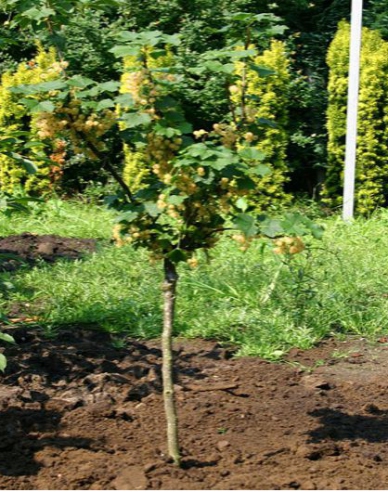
[2, 3, 322, 465]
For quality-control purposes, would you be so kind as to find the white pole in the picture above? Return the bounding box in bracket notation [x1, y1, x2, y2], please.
[343, 0, 363, 221]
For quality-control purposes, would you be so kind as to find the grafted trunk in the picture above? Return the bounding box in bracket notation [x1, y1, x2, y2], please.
[161, 258, 180, 466]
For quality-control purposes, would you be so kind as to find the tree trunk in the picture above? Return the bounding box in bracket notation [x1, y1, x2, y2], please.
[161, 258, 180, 466]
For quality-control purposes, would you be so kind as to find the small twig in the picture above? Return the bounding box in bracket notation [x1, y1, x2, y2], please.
[261, 262, 283, 304]
[184, 383, 239, 392]
[65, 113, 136, 203]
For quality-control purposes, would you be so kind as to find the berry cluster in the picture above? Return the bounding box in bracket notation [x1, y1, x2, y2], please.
[48, 139, 67, 187]
[232, 233, 254, 252]
[273, 236, 305, 255]
[212, 123, 238, 148]
[35, 99, 116, 159]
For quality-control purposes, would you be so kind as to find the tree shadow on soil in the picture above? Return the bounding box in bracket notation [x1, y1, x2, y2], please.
[176, 342, 236, 363]
[3, 327, 214, 387]
[0, 407, 92, 476]
[3, 329, 165, 394]
[308, 408, 388, 443]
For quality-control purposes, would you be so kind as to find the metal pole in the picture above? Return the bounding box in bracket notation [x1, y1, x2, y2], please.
[343, 0, 363, 221]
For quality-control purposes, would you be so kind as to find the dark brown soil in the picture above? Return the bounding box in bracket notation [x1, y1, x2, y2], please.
[0, 233, 97, 271]
[1, 234, 388, 490]
[0, 329, 388, 490]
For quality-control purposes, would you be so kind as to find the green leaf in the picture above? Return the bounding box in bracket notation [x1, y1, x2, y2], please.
[30, 101, 55, 113]
[20, 98, 40, 110]
[1, 281, 14, 290]
[235, 197, 249, 212]
[164, 110, 186, 124]
[80, 101, 98, 110]
[77, 87, 100, 98]
[110, 45, 141, 57]
[10, 80, 67, 95]
[67, 76, 95, 89]
[24, 141, 45, 149]
[248, 164, 271, 177]
[256, 117, 277, 128]
[225, 49, 257, 59]
[115, 93, 134, 107]
[211, 157, 236, 171]
[96, 99, 115, 111]
[116, 31, 139, 43]
[236, 177, 256, 190]
[261, 219, 284, 238]
[203, 60, 234, 74]
[230, 12, 256, 22]
[176, 121, 193, 134]
[221, 63, 236, 74]
[115, 211, 139, 223]
[248, 63, 275, 77]
[280, 214, 324, 240]
[120, 112, 152, 128]
[154, 124, 180, 138]
[22, 6, 55, 21]
[0, 137, 21, 146]
[144, 201, 160, 217]
[139, 30, 165, 46]
[81, 101, 98, 111]
[155, 95, 179, 111]
[167, 195, 186, 206]
[167, 248, 187, 263]
[281, 213, 308, 236]
[186, 143, 217, 159]
[163, 33, 181, 46]
[266, 25, 288, 36]
[98, 81, 121, 92]
[149, 49, 167, 59]
[238, 147, 265, 161]
[309, 223, 324, 240]
[35, 80, 68, 92]
[233, 213, 257, 236]
[0, 333, 15, 344]
[10, 153, 38, 174]
[253, 13, 281, 23]
[188, 66, 206, 76]
[0, 353, 6, 372]
[151, 67, 179, 74]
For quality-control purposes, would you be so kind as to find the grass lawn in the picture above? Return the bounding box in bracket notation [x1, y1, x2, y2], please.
[2, 198, 388, 359]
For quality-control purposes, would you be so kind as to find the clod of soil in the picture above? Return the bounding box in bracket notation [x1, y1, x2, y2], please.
[1, 329, 388, 489]
[0, 233, 97, 271]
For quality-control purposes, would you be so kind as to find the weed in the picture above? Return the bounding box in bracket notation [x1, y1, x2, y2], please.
[286, 359, 326, 373]
[217, 427, 228, 435]
[331, 349, 352, 360]
[110, 337, 127, 349]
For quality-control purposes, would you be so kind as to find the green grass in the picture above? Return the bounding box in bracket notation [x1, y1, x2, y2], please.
[2, 199, 388, 359]
[0, 198, 115, 238]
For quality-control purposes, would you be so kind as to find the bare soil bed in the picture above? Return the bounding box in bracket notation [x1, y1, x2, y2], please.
[0, 232, 97, 271]
[1, 329, 388, 490]
[1, 234, 388, 489]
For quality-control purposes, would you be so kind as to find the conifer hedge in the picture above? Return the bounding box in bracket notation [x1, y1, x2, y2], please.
[324, 21, 388, 215]
[0, 45, 64, 195]
[231, 39, 291, 209]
